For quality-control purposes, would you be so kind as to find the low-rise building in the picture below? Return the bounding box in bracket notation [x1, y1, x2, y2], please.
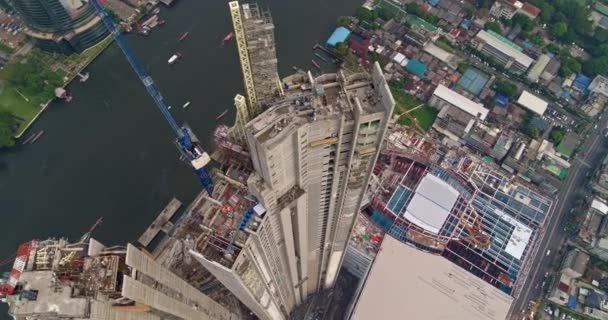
[473, 30, 535, 73]
[517, 90, 548, 115]
[562, 249, 590, 279]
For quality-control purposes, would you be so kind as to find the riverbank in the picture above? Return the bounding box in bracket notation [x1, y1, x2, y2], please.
[0, 34, 114, 141]
[12, 36, 115, 138]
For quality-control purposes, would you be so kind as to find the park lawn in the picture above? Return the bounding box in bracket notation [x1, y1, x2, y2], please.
[0, 80, 42, 134]
[390, 86, 438, 131]
[410, 106, 438, 131]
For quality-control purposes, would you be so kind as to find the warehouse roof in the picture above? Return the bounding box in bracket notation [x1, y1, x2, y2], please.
[516, 90, 548, 115]
[527, 54, 551, 82]
[476, 30, 534, 69]
[350, 236, 513, 320]
[433, 84, 488, 120]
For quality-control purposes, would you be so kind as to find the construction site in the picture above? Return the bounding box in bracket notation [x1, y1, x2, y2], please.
[0, 223, 243, 320]
[358, 125, 554, 297]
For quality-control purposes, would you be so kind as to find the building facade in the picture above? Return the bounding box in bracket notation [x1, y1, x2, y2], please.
[6, 0, 108, 53]
[192, 62, 394, 320]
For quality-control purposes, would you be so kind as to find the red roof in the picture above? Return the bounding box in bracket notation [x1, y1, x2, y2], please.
[557, 282, 570, 293]
[521, 3, 540, 17]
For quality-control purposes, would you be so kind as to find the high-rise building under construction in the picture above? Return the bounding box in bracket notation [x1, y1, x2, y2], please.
[193, 57, 395, 318]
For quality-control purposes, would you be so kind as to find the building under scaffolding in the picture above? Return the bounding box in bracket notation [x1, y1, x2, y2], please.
[0, 237, 239, 320]
[229, 1, 281, 119]
[342, 127, 553, 319]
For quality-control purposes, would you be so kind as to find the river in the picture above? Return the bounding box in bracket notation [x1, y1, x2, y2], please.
[0, 0, 361, 317]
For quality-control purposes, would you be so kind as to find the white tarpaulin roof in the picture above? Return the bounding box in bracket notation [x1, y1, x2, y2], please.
[403, 174, 459, 234]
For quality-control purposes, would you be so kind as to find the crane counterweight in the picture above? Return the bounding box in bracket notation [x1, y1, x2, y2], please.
[90, 0, 214, 195]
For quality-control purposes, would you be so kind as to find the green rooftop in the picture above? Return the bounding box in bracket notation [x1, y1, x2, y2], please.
[487, 30, 523, 52]
[405, 15, 437, 31]
[596, 2, 608, 17]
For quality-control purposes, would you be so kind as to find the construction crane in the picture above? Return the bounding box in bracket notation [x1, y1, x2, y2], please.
[90, 0, 213, 195]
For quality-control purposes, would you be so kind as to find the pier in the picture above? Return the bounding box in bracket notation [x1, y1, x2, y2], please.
[137, 198, 182, 247]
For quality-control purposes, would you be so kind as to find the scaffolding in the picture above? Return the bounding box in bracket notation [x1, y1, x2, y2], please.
[229, 1, 280, 117]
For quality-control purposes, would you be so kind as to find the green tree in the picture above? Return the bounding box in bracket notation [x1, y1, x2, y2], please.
[457, 63, 469, 74]
[493, 79, 518, 99]
[527, 126, 539, 138]
[336, 16, 352, 27]
[355, 7, 377, 24]
[334, 42, 349, 58]
[550, 127, 565, 144]
[560, 55, 582, 77]
[583, 56, 608, 77]
[512, 13, 534, 32]
[485, 21, 502, 33]
[377, 7, 395, 21]
[551, 22, 567, 38]
[0, 111, 17, 147]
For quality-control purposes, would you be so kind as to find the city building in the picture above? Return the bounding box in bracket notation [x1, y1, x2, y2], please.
[429, 84, 488, 141]
[344, 136, 553, 319]
[517, 90, 548, 115]
[0, 237, 238, 320]
[6, 0, 108, 53]
[527, 54, 551, 82]
[472, 30, 534, 74]
[489, 0, 540, 20]
[229, 1, 281, 118]
[191, 63, 394, 320]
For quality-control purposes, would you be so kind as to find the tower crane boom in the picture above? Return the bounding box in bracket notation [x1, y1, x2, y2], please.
[90, 0, 213, 195]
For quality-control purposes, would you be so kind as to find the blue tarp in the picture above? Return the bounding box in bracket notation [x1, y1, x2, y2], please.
[567, 295, 577, 309]
[428, 0, 440, 6]
[326, 27, 351, 47]
[495, 93, 509, 108]
[406, 59, 427, 76]
[461, 19, 472, 29]
[573, 73, 591, 92]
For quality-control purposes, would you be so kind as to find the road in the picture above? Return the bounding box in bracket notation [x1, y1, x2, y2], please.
[509, 106, 608, 318]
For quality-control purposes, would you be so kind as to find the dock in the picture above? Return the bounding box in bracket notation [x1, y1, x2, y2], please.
[138, 198, 182, 247]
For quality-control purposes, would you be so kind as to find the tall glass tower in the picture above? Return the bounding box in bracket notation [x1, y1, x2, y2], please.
[7, 0, 108, 53]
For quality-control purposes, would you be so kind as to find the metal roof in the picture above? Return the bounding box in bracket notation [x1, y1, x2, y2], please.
[433, 84, 488, 120]
[527, 54, 551, 82]
[476, 30, 534, 68]
[403, 174, 459, 234]
[516, 90, 548, 115]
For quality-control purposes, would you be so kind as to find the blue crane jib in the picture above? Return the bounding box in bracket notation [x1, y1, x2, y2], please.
[90, 0, 213, 195]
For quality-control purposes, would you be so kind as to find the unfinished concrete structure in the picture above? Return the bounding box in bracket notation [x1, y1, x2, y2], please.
[189, 62, 394, 320]
[0, 236, 238, 320]
[229, 1, 281, 119]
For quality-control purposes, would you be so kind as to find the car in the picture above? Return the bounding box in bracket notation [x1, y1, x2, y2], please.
[546, 249, 551, 256]
[594, 124, 598, 129]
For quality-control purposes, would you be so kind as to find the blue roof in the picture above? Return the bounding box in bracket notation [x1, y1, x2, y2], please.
[495, 93, 508, 108]
[573, 73, 591, 92]
[428, 0, 440, 6]
[326, 27, 351, 47]
[406, 59, 427, 76]
[461, 19, 472, 29]
[567, 295, 577, 309]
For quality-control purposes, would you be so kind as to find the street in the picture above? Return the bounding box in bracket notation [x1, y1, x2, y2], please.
[509, 105, 608, 318]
